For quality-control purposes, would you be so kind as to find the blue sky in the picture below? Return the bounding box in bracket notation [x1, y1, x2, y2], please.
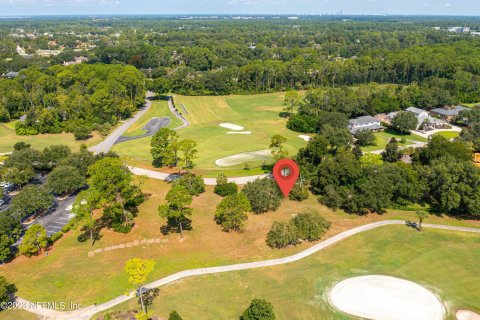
[1, 0, 479, 16]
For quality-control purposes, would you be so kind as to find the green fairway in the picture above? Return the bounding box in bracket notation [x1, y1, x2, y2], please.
[122, 100, 182, 137]
[113, 93, 308, 176]
[97, 226, 480, 320]
[362, 131, 427, 152]
[433, 131, 461, 139]
[0, 123, 103, 154]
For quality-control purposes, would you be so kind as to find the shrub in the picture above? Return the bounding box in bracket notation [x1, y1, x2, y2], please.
[266, 221, 299, 249]
[288, 184, 309, 201]
[242, 178, 282, 214]
[49, 232, 63, 244]
[214, 182, 238, 197]
[168, 311, 183, 320]
[216, 173, 228, 185]
[266, 209, 331, 249]
[291, 208, 331, 241]
[173, 173, 205, 196]
[73, 125, 91, 140]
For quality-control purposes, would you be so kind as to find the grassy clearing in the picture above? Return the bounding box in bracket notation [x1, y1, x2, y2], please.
[362, 131, 427, 152]
[0, 177, 478, 314]
[95, 226, 480, 320]
[433, 131, 461, 139]
[0, 122, 103, 154]
[122, 100, 182, 137]
[113, 93, 308, 176]
[462, 102, 480, 108]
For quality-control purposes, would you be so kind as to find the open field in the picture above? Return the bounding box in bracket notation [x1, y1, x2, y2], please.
[0, 177, 479, 318]
[121, 100, 182, 137]
[0, 123, 103, 154]
[362, 131, 427, 152]
[113, 93, 308, 176]
[434, 131, 461, 139]
[96, 225, 480, 320]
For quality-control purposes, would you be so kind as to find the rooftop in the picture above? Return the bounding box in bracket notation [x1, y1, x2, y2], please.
[431, 106, 468, 117]
[349, 116, 380, 126]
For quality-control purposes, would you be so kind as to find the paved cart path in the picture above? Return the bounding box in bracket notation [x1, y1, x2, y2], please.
[15, 220, 480, 320]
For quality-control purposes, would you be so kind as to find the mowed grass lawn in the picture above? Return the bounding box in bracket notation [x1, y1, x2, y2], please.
[0, 122, 103, 154]
[362, 130, 427, 152]
[97, 226, 480, 320]
[113, 93, 308, 176]
[434, 131, 461, 139]
[121, 99, 183, 137]
[0, 176, 479, 319]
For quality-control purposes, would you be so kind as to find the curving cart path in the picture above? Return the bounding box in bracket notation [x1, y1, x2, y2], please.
[15, 220, 480, 320]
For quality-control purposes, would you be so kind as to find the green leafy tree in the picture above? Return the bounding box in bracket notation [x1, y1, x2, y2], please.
[13, 142, 31, 151]
[124, 258, 156, 314]
[150, 128, 179, 168]
[355, 129, 376, 146]
[87, 157, 144, 232]
[242, 178, 282, 214]
[240, 299, 275, 320]
[158, 185, 193, 237]
[46, 165, 86, 196]
[391, 111, 418, 134]
[382, 138, 401, 163]
[215, 193, 251, 232]
[214, 182, 238, 197]
[177, 139, 198, 171]
[291, 208, 331, 241]
[1, 164, 35, 186]
[288, 184, 309, 201]
[148, 78, 172, 96]
[19, 224, 48, 256]
[270, 135, 288, 161]
[172, 173, 205, 196]
[11, 185, 54, 220]
[283, 91, 301, 115]
[415, 210, 429, 231]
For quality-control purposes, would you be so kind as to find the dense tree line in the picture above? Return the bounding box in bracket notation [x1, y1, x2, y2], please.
[0, 63, 145, 136]
[296, 129, 480, 216]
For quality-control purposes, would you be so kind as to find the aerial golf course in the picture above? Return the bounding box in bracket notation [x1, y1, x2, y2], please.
[0, 92, 479, 320]
[112, 92, 308, 176]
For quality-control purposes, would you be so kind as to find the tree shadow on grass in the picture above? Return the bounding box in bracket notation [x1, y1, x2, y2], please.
[160, 217, 192, 236]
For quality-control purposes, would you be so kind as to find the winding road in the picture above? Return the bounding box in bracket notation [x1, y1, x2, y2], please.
[15, 220, 480, 320]
[89, 92, 268, 185]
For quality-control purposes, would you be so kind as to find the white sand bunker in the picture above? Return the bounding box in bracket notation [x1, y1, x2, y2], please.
[227, 131, 251, 135]
[219, 123, 244, 131]
[298, 135, 312, 141]
[457, 310, 480, 320]
[215, 149, 271, 167]
[330, 275, 445, 320]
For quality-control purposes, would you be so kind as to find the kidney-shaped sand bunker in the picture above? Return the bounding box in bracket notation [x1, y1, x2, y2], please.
[329, 275, 445, 320]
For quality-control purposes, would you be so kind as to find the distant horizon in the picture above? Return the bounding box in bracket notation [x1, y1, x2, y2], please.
[1, 0, 480, 16]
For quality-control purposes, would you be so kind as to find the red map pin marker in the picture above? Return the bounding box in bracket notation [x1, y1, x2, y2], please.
[273, 159, 300, 197]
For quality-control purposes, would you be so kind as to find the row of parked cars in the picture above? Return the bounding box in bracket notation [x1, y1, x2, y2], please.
[0, 181, 14, 208]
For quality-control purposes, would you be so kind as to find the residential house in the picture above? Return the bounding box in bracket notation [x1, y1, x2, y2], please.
[430, 105, 468, 121]
[348, 116, 384, 134]
[387, 107, 444, 130]
[3, 71, 19, 79]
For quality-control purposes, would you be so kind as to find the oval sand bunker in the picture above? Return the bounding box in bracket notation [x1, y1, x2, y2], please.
[330, 275, 444, 320]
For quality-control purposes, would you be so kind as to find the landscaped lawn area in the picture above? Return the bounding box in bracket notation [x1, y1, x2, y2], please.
[433, 131, 461, 139]
[0, 177, 478, 319]
[96, 225, 480, 320]
[362, 131, 427, 152]
[113, 93, 308, 176]
[0, 123, 103, 154]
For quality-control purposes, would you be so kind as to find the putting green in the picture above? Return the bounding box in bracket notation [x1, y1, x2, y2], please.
[113, 92, 308, 175]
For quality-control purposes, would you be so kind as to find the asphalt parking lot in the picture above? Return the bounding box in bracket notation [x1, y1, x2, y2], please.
[32, 196, 76, 237]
